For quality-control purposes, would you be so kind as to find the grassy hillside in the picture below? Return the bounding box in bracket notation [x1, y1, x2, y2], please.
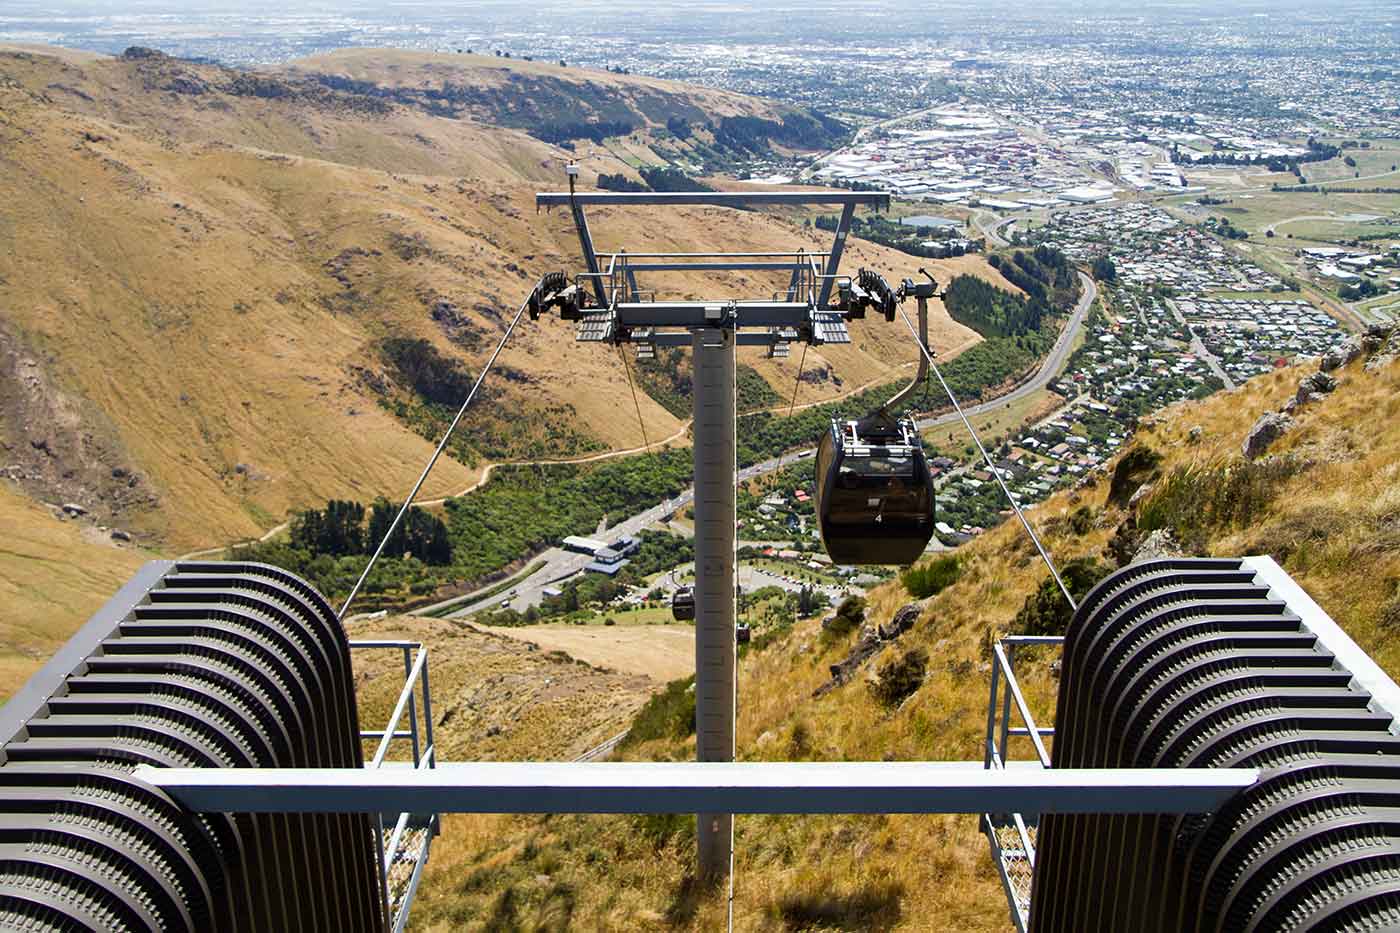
[0, 44, 997, 562]
[351, 615, 655, 764]
[389, 341, 1400, 930]
[0, 486, 147, 699]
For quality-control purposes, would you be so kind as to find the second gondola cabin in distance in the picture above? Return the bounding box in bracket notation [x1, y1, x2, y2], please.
[814, 412, 935, 566]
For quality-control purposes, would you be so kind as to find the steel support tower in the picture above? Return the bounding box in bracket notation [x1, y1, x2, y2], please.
[534, 176, 890, 881]
[691, 325, 737, 873]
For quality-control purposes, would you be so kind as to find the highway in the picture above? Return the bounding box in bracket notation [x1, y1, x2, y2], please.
[425, 271, 1097, 619]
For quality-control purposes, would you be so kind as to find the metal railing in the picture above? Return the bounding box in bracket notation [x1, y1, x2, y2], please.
[983, 634, 1063, 933]
[574, 249, 838, 309]
[350, 639, 438, 933]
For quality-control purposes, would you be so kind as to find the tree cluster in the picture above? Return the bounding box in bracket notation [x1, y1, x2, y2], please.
[1092, 255, 1118, 283]
[596, 173, 647, 192]
[289, 498, 452, 565]
[712, 111, 848, 153]
[944, 274, 1045, 337]
[528, 119, 634, 145]
[380, 337, 476, 408]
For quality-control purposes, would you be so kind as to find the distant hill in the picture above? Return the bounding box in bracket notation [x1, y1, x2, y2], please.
[0, 44, 1009, 604]
[283, 48, 850, 164]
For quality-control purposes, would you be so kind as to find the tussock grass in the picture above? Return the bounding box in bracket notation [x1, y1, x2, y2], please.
[1138, 456, 1305, 553]
[405, 353, 1400, 930]
[619, 676, 696, 751]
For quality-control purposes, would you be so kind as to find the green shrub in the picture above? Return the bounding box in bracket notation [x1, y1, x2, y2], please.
[1107, 445, 1162, 508]
[821, 595, 866, 646]
[1014, 557, 1111, 636]
[619, 677, 695, 749]
[870, 647, 928, 708]
[901, 554, 961, 598]
[1068, 505, 1096, 536]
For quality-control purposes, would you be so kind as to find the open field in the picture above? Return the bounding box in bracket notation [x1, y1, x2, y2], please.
[921, 387, 1064, 458]
[552, 605, 680, 626]
[350, 614, 658, 763]
[1185, 191, 1400, 237]
[1303, 139, 1400, 185]
[486, 622, 696, 681]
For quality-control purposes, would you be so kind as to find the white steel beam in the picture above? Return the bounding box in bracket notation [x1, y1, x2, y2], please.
[134, 762, 1257, 816]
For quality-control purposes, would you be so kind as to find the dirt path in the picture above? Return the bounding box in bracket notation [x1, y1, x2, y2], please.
[488, 624, 695, 682]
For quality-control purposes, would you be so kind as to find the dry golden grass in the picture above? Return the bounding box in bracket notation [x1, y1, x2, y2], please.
[1133, 353, 1400, 675]
[0, 46, 993, 563]
[487, 623, 696, 683]
[403, 353, 1400, 931]
[351, 614, 656, 765]
[0, 485, 146, 699]
[286, 49, 773, 107]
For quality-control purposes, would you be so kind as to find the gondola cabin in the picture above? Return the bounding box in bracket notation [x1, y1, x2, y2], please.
[672, 585, 696, 621]
[815, 414, 935, 565]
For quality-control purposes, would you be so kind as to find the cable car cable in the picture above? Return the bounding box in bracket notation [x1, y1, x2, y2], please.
[894, 306, 1079, 612]
[617, 343, 651, 455]
[339, 291, 533, 620]
[786, 341, 809, 419]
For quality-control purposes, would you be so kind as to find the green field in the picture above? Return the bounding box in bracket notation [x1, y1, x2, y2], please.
[746, 556, 838, 584]
[567, 605, 680, 626]
[1301, 139, 1400, 185]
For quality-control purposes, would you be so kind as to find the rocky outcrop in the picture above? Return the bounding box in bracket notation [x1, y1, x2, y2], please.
[0, 326, 153, 520]
[1243, 412, 1293, 460]
[1131, 529, 1185, 564]
[1321, 336, 1364, 373]
[878, 603, 921, 641]
[1128, 482, 1154, 510]
[428, 296, 485, 350]
[1294, 371, 1338, 407]
[814, 602, 925, 699]
[1365, 324, 1400, 374]
[815, 625, 883, 698]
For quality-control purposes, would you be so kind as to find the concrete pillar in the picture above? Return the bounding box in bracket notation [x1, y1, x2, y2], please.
[691, 326, 736, 883]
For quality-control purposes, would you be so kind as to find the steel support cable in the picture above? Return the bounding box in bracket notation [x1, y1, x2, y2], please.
[617, 343, 651, 455]
[786, 342, 809, 419]
[766, 340, 813, 483]
[895, 307, 1078, 612]
[339, 293, 533, 619]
